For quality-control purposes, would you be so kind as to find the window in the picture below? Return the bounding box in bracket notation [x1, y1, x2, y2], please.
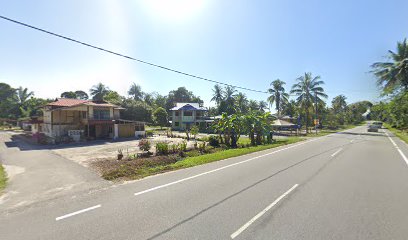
[108, 125, 113, 134]
[93, 109, 110, 120]
[135, 124, 145, 131]
[175, 111, 179, 116]
[82, 111, 87, 119]
[175, 122, 179, 127]
[184, 111, 193, 116]
[196, 122, 199, 126]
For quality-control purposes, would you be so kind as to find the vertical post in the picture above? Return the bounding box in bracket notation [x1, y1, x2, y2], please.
[314, 91, 318, 135]
[87, 106, 90, 138]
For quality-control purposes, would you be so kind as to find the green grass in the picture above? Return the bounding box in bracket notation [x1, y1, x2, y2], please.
[103, 137, 305, 181]
[311, 124, 361, 137]
[0, 165, 7, 193]
[384, 123, 408, 144]
[173, 137, 303, 168]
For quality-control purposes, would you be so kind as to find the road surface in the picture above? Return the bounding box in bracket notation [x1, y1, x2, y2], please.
[1, 126, 408, 240]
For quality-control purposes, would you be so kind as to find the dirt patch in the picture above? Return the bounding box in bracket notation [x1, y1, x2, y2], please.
[52, 136, 196, 167]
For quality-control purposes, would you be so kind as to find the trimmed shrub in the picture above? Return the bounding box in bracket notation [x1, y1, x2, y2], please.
[139, 139, 151, 152]
[156, 142, 169, 155]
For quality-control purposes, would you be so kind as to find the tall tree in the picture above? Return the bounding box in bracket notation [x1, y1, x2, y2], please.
[291, 72, 327, 133]
[371, 38, 408, 95]
[211, 84, 224, 106]
[60, 91, 77, 99]
[331, 95, 347, 114]
[223, 86, 237, 115]
[74, 90, 89, 100]
[267, 79, 289, 116]
[90, 83, 109, 101]
[16, 87, 34, 105]
[258, 101, 268, 112]
[128, 83, 144, 101]
[235, 92, 248, 113]
[0, 83, 18, 118]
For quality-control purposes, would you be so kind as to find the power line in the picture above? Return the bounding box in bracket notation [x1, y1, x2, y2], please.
[0, 15, 268, 94]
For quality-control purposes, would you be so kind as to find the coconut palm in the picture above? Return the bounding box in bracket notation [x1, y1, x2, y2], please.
[90, 83, 110, 101]
[211, 84, 224, 106]
[371, 38, 408, 94]
[331, 95, 347, 114]
[267, 79, 289, 116]
[128, 83, 144, 101]
[16, 87, 34, 105]
[224, 86, 237, 114]
[291, 72, 327, 133]
[235, 92, 248, 113]
[258, 101, 268, 112]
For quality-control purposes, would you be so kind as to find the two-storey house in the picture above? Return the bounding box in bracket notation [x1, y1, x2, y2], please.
[41, 98, 145, 141]
[169, 103, 210, 131]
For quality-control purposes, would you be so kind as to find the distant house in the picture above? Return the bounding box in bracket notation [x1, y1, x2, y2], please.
[40, 98, 145, 142]
[169, 103, 212, 131]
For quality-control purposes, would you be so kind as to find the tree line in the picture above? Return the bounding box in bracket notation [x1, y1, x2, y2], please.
[370, 38, 408, 129]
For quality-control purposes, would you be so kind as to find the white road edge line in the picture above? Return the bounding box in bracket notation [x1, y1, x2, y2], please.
[134, 138, 319, 196]
[55, 204, 101, 221]
[385, 132, 408, 166]
[331, 148, 343, 157]
[230, 184, 299, 239]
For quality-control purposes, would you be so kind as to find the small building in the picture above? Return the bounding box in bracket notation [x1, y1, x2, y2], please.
[169, 103, 211, 131]
[41, 98, 145, 142]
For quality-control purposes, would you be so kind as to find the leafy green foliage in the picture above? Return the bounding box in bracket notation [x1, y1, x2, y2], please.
[152, 107, 168, 127]
[156, 142, 169, 155]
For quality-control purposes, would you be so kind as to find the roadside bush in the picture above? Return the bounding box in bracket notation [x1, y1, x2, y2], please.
[139, 139, 151, 152]
[170, 144, 178, 153]
[156, 142, 169, 155]
[146, 130, 154, 137]
[179, 141, 187, 152]
[198, 142, 206, 152]
[208, 135, 220, 147]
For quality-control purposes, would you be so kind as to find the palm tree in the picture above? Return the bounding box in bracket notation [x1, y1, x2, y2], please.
[90, 83, 109, 101]
[258, 101, 268, 112]
[267, 79, 289, 117]
[224, 86, 237, 114]
[331, 95, 347, 114]
[128, 83, 143, 101]
[16, 87, 34, 105]
[211, 84, 224, 106]
[371, 38, 408, 94]
[291, 72, 327, 133]
[235, 92, 248, 113]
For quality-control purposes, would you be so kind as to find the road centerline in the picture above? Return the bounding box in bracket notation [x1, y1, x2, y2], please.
[230, 184, 299, 239]
[134, 139, 319, 196]
[331, 148, 343, 157]
[55, 204, 101, 221]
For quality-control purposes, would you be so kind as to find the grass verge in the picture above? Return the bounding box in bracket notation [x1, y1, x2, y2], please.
[0, 165, 7, 193]
[312, 124, 362, 137]
[384, 123, 408, 144]
[98, 137, 304, 181]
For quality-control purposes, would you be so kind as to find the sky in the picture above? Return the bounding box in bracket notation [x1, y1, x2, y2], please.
[1, 0, 408, 107]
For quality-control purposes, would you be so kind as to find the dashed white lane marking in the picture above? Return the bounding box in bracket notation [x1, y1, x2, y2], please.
[230, 184, 299, 239]
[385, 132, 408, 166]
[331, 148, 343, 157]
[350, 139, 354, 143]
[56, 204, 101, 221]
[134, 139, 320, 196]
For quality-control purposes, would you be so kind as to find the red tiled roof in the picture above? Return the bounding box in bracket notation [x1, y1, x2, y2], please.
[46, 98, 121, 109]
[46, 98, 89, 107]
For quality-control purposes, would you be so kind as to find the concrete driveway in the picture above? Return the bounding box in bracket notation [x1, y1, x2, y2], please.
[0, 132, 110, 212]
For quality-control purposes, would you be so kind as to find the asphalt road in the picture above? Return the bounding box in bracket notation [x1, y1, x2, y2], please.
[1, 126, 408, 240]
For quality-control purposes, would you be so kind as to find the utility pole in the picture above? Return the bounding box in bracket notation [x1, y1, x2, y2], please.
[314, 91, 318, 135]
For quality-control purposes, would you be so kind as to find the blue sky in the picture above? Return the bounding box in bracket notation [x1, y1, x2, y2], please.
[1, 0, 407, 107]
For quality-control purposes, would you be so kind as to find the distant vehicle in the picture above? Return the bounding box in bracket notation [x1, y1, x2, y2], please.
[372, 121, 383, 128]
[367, 122, 381, 132]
